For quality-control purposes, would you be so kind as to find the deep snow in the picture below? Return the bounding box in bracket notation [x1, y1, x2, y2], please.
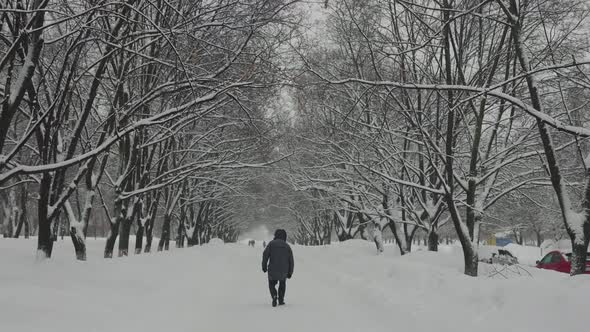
[0, 238, 588, 332]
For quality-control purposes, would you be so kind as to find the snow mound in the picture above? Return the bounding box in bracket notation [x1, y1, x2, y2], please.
[334, 239, 380, 254]
[538, 238, 572, 251]
[399, 250, 464, 272]
[336, 239, 373, 248]
[208, 238, 224, 245]
[478, 244, 544, 266]
[502, 243, 543, 265]
[557, 239, 572, 250]
[541, 239, 557, 251]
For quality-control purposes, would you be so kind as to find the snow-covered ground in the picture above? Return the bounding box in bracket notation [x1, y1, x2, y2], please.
[0, 238, 588, 332]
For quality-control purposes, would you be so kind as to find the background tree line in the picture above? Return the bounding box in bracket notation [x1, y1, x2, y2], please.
[2, 0, 590, 277]
[283, 0, 590, 276]
[0, 0, 297, 260]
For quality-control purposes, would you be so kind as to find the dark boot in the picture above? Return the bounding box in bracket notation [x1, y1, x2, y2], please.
[272, 296, 277, 307]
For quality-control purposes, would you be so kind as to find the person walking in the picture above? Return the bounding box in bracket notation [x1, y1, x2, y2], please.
[261, 229, 294, 307]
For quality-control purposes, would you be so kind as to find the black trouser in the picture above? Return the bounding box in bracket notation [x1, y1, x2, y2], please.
[268, 279, 286, 300]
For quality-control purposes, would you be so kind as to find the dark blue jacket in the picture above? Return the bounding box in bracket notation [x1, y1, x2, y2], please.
[262, 231, 294, 281]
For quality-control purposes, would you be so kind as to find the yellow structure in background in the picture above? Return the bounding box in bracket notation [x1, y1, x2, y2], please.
[487, 237, 496, 246]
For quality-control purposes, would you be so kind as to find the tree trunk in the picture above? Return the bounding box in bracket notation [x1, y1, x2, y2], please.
[447, 194, 479, 277]
[535, 231, 542, 247]
[60, 218, 66, 240]
[570, 240, 589, 275]
[24, 216, 30, 239]
[5, 196, 18, 238]
[70, 227, 87, 260]
[37, 175, 54, 258]
[37, 214, 54, 258]
[187, 228, 197, 247]
[176, 220, 185, 248]
[440, 0, 478, 277]
[13, 211, 24, 238]
[373, 231, 384, 253]
[144, 218, 154, 253]
[135, 221, 144, 254]
[189, 223, 200, 246]
[427, 230, 439, 251]
[144, 230, 153, 253]
[104, 219, 120, 258]
[388, 221, 408, 255]
[158, 214, 171, 251]
[513, 229, 524, 245]
[404, 224, 417, 252]
[570, 173, 590, 275]
[52, 216, 61, 241]
[13, 186, 27, 238]
[336, 230, 353, 242]
[463, 245, 479, 277]
[118, 219, 132, 257]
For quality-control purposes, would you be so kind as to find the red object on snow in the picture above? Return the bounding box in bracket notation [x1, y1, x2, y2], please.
[536, 250, 590, 274]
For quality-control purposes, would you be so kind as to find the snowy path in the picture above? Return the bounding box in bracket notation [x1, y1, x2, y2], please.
[137, 244, 392, 332]
[161, 245, 391, 332]
[1, 239, 588, 332]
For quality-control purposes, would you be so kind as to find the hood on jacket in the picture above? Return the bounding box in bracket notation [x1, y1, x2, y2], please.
[274, 229, 287, 241]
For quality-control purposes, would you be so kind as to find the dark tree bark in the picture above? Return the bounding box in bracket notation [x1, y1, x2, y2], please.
[572, 173, 590, 274]
[336, 231, 353, 242]
[440, 0, 478, 277]
[135, 219, 144, 255]
[387, 221, 408, 255]
[176, 205, 186, 248]
[144, 204, 158, 253]
[535, 231, 543, 247]
[118, 218, 132, 257]
[70, 227, 87, 260]
[13, 185, 27, 238]
[104, 218, 120, 258]
[158, 214, 171, 251]
[176, 220, 185, 248]
[427, 230, 439, 251]
[37, 174, 54, 258]
[404, 224, 417, 252]
[354, 212, 368, 241]
[382, 188, 409, 255]
[105, 191, 126, 258]
[24, 216, 30, 239]
[571, 241, 590, 275]
[513, 229, 524, 245]
[144, 224, 153, 253]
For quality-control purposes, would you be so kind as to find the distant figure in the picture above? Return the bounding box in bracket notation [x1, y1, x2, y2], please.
[262, 241, 267, 248]
[248, 240, 255, 247]
[262, 229, 294, 307]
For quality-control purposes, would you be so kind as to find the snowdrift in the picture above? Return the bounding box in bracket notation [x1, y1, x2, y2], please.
[207, 237, 224, 245]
